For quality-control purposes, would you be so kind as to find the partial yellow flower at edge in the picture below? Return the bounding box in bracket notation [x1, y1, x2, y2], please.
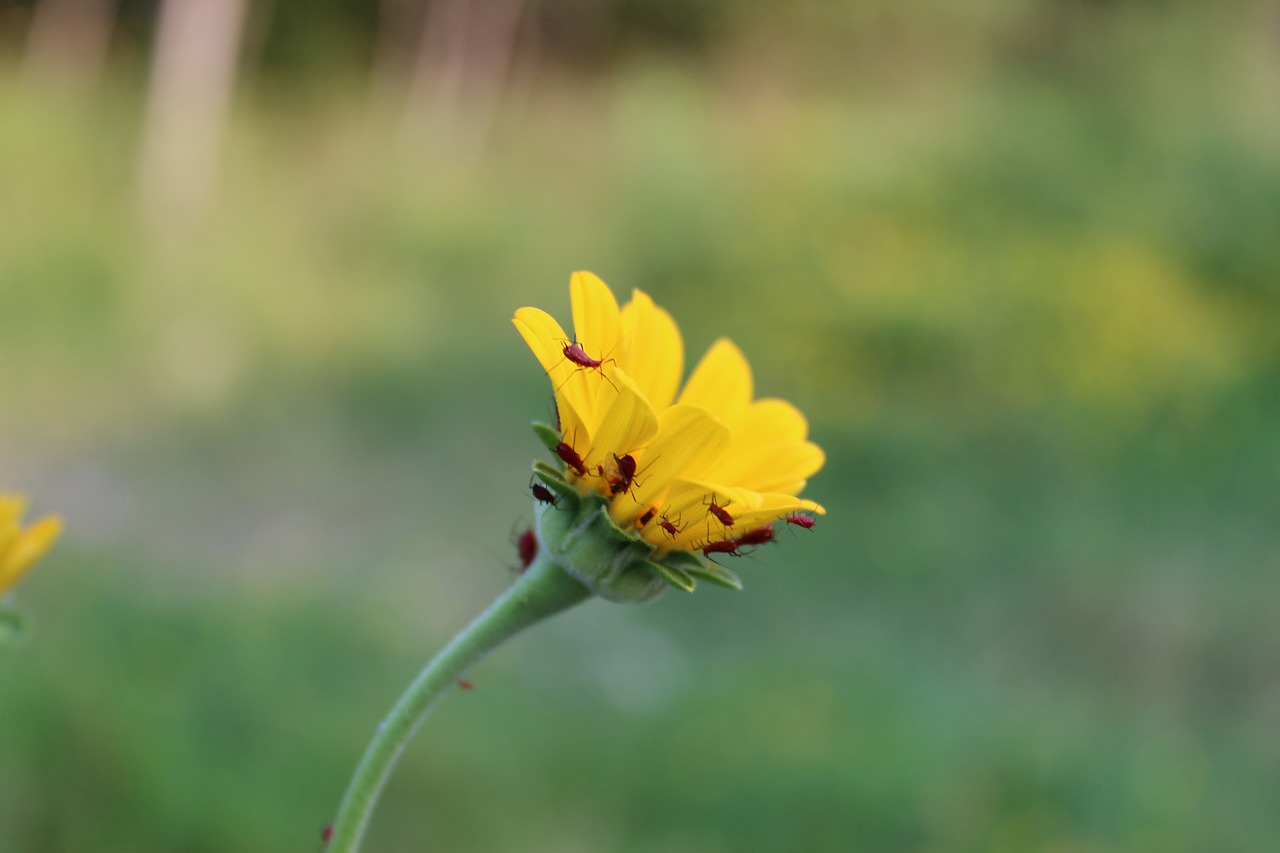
[0, 495, 62, 596]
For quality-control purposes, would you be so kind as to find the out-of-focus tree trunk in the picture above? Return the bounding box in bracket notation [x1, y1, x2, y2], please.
[401, 0, 528, 151]
[404, 0, 471, 137]
[457, 0, 526, 147]
[372, 0, 426, 105]
[23, 0, 117, 93]
[138, 0, 250, 222]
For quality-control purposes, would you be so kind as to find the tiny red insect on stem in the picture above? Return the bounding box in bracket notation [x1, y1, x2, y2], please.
[515, 527, 538, 571]
[785, 513, 816, 530]
[322, 823, 334, 845]
[457, 678, 475, 690]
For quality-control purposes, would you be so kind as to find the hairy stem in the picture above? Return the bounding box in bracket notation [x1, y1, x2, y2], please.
[327, 554, 592, 852]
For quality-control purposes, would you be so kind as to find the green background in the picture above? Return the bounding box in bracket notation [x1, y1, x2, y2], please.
[2, 1, 1278, 850]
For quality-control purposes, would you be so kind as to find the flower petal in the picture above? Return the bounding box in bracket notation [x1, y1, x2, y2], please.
[582, 366, 659, 476]
[614, 405, 730, 527]
[730, 398, 809, 445]
[0, 495, 24, 554]
[513, 306, 604, 434]
[512, 307, 569, 381]
[709, 441, 826, 495]
[620, 290, 683, 411]
[570, 271, 624, 367]
[0, 515, 60, 592]
[716, 493, 826, 537]
[770, 480, 809, 498]
[555, 393, 593, 484]
[677, 339, 753, 427]
[648, 479, 761, 551]
[652, 489, 822, 552]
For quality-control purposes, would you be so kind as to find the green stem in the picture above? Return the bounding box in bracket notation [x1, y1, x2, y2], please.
[327, 553, 593, 852]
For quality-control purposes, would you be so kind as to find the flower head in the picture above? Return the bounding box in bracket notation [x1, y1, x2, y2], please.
[0, 495, 61, 598]
[513, 272, 824, 596]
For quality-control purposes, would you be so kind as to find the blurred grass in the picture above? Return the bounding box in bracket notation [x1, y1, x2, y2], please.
[2, 4, 1280, 851]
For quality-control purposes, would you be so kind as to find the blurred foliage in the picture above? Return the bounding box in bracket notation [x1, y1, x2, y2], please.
[2, 1, 1279, 851]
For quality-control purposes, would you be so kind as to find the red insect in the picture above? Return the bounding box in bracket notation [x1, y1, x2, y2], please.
[705, 495, 735, 527]
[595, 452, 638, 496]
[734, 526, 776, 547]
[515, 527, 538, 572]
[322, 823, 334, 846]
[658, 514, 681, 538]
[702, 539, 744, 557]
[457, 678, 475, 690]
[562, 338, 612, 370]
[785, 513, 816, 530]
[608, 453, 638, 496]
[555, 441, 588, 477]
[530, 480, 557, 506]
[560, 338, 618, 390]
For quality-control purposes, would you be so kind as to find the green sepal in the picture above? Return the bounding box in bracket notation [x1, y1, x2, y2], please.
[644, 560, 696, 593]
[536, 494, 666, 604]
[531, 422, 560, 453]
[599, 507, 645, 543]
[531, 460, 571, 488]
[681, 558, 744, 591]
[531, 462, 580, 507]
[0, 607, 29, 647]
[658, 549, 743, 589]
[657, 550, 706, 573]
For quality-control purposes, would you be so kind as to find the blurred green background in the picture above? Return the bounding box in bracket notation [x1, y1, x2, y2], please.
[2, 0, 1279, 850]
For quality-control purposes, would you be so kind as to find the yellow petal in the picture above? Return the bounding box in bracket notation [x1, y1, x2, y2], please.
[651, 489, 823, 551]
[710, 441, 826, 495]
[570, 271, 624, 367]
[555, 393, 592, 485]
[0, 517, 18, 556]
[0, 515, 60, 593]
[677, 339, 753, 426]
[582, 366, 659, 476]
[770, 480, 809, 498]
[615, 405, 731, 527]
[0, 495, 26, 533]
[620, 290, 684, 411]
[0, 496, 27, 563]
[651, 479, 761, 551]
[513, 306, 603, 434]
[717, 493, 826, 535]
[513, 306, 569, 380]
[731, 398, 809, 445]
[774, 495, 825, 516]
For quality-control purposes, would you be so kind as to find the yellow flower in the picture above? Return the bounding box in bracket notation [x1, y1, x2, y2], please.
[513, 271, 824, 558]
[0, 495, 61, 597]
